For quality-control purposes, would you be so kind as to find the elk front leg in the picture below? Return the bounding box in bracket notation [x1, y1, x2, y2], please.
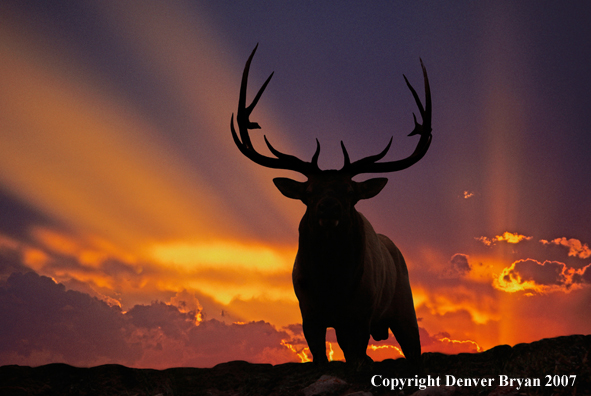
[302, 319, 328, 364]
[335, 323, 372, 369]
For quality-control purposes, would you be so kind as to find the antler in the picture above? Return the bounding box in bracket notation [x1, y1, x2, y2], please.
[230, 45, 321, 176]
[340, 59, 432, 176]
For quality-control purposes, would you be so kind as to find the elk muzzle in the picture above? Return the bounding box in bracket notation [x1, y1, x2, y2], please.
[316, 197, 342, 228]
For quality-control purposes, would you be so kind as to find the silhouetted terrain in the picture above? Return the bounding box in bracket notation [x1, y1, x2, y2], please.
[1, 334, 589, 395]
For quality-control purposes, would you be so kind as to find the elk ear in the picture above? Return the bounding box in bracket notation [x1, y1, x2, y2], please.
[356, 178, 388, 200]
[273, 177, 307, 200]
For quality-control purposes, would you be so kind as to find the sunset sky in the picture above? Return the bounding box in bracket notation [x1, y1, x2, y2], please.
[1, 1, 590, 368]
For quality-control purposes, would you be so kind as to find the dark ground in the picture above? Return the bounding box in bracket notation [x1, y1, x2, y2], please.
[1, 334, 589, 396]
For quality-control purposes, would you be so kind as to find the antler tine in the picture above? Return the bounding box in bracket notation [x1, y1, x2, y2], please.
[341, 138, 393, 170]
[340, 60, 432, 176]
[237, 44, 273, 149]
[231, 45, 321, 175]
[264, 136, 321, 170]
[405, 58, 431, 137]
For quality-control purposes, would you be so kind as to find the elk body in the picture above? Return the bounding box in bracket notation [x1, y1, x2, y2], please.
[231, 46, 431, 368]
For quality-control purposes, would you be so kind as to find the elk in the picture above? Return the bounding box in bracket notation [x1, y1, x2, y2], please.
[230, 45, 431, 368]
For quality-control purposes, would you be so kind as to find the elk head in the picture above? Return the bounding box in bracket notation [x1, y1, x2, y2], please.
[230, 45, 432, 234]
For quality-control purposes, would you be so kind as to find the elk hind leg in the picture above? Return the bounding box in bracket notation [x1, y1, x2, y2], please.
[383, 237, 421, 367]
[390, 320, 421, 366]
[389, 285, 421, 368]
[335, 325, 372, 369]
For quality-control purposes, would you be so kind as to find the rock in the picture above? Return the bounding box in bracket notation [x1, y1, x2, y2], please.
[302, 374, 348, 396]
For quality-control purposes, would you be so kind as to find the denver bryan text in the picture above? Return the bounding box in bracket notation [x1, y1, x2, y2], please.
[371, 374, 576, 391]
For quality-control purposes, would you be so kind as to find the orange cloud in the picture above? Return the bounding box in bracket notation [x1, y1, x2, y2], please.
[366, 328, 483, 358]
[476, 232, 533, 246]
[540, 237, 591, 259]
[169, 289, 204, 324]
[462, 191, 476, 199]
[226, 296, 301, 328]
[149, 240, 296, 273]
[145, 240, 298, 311]
[31, 227, 137, 269]
[408, 250, 506, 350]
[367, 344, 403, 361]
[413, 285, 500, 325]
[280, 335, 311, 363]
[425, 332, 482, 354]
[494, 259, 591, 294]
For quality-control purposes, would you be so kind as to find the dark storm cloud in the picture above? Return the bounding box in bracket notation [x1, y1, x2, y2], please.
[540, 238, 591, 259]
[187, 320, 290, 363]
[0, 270, 300, 368]
[0, 248, 31, 279]
[0, 187, 60, 244]
[0, 271, 141, 366]
[447, 253, 471, 277]
[572, 264, 591, 285]
[127, 301, 196, 339]
[510, 260, 568, 286]
[497, 259, 591, 293]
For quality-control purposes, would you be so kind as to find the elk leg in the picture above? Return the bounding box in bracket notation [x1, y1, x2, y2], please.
[302, 320, 328, 364]
[391, 321, 421, 370]
[384, 238, 422, 368]
[335, 324, 372, 368]
[390, 281, 421, 367]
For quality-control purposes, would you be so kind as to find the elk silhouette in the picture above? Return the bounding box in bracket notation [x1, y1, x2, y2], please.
[230, 45, 431, 369]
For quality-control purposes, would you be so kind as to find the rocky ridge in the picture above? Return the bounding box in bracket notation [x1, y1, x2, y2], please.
[0, 334, 589, 395]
